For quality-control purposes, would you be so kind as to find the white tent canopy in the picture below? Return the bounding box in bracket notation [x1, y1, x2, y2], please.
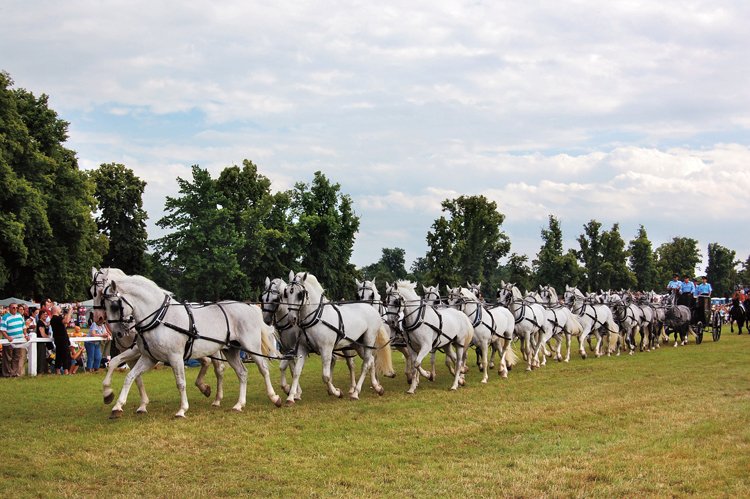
[0, 297, 39, 307]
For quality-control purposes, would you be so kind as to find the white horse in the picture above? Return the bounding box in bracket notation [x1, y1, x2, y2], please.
[538, 285, 584, 363]
[283, 271, 393, 402]
[609, 292, 640, 355]
[496, 281, 551, 371]
[101, 274, 281, 417]
[90, 268, 225, 413]
[355, 279, 415, 382]
[384, 280, 474, 393]
[563, 285, 620, 358]
[447, 286, 517, 383]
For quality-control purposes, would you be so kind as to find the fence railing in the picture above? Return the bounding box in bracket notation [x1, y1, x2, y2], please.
[0, 333, 107, 377]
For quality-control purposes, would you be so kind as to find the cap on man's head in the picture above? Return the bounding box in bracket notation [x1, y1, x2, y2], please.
[673, 273, 679, 278]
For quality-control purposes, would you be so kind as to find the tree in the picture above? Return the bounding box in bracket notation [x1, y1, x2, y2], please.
[292, 171, 360, 299]
[215, 160, 301, 297]
[153, 165, 247, 301]
[628, 225, 658, 291]
[425, 195, 510, 289]
[360, 248, 408, 293]
[576, 220, 604, 292]
[600, 223, 636, 290]
[655, 237, 701, 284]
[409, 257, 429, 284]
[500, 253, 532, 292]
[705, 243, 737, 297]
[0, 71, 105, 300]
[533, 215, 568, 290]
[90, 163, 148, 274]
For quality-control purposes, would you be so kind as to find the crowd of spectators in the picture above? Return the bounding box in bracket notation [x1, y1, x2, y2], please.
[0, 300, 111, 377]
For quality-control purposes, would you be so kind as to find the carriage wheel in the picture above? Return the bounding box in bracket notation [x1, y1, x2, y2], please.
[712, 324, 721, 342]
[694, 324, 704, 344]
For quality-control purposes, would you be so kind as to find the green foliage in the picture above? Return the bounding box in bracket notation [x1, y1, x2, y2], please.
[0, 71, 104, 300]
[533, 215, 582, 291]
[360, 248, 408, 288]
[705, 243, 737, 297]
[90, 163, 148, 274]
[600, 223, 636, 290]
[153, 165, 248, 301]
[655, 237, 702, 284]
[576, 220, 603, 292]
[292, 171, 360, 300]
[499, 253, 532, 292]
[425, 195, 510, 289]
[628, 225, 658, 291]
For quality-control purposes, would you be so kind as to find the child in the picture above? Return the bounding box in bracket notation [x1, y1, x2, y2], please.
[69, 342, 85, 374]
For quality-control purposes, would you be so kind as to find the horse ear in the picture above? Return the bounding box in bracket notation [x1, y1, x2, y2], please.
[422, 284, 427, 293]
[355, 279, 361, 287]
[500, 280, 505, 287]
[91, 267, 98, 279]
[288, 270, 295, 282]
[109, 281, 118, 293]
[302, 272, 308, 281]
[372, 277, 376, 285]
[265, 277, 270, 288]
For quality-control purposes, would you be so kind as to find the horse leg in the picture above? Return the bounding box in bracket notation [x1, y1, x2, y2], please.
[286, 348, 307, 405]
[210, 357, 225, 406]
[279, 358, 291, 395]
[408, 344, 431, 394]
[249, 352, 282, 407]
[397, 346, 412, 384]
[564, 332, 572, 362]
[110, 355, 157, 418]
[132, 362, 150, 414]
[479, 339, 489, 384]
[222, 348, 248, 412]
[195, 357, 212, 397]
[450, 342, 466, 391]
[352, 348, 375, 400]
[165, 352, 192, 418]
[320, 350, 342, 398]
[578, 327, 590, 359]
[102, 346, 141, 405]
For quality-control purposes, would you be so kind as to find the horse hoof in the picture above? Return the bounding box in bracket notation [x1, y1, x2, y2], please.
[459, 378, 465, 386]
[232, 406, 243, 413]
[285, 399, 296, 407]
[335, 390, 343, 398]
[384, 371, 397, 379]
[211, 401, 221, 407]
[450, 386, 458, 391]
[174, 413, 187, 418]
[272, 396, 282, 407]
[103, 393, 115, 405]
[405, 390, 415, 395]
[282, 384, 291, 395]
[136, 408, 148, 414]
[428, 373, 435, 382]
[199, 385, 211, 397]
[109, 409, 123, 419]
[376, 386, 385, 396]
[349, 393, 359, 401]
[481, 379, 487, 384]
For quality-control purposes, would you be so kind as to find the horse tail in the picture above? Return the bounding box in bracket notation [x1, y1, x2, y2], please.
[505, 342, 519, 367]
[260, 323, 279, 359]
[374, 325, 394, 377]
[463, 316, 474, 349]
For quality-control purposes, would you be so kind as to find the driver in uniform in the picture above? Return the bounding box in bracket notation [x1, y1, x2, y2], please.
[695, 276, 712, 324]
[667, 274, 681, 296]
[678, 275, 696, 308]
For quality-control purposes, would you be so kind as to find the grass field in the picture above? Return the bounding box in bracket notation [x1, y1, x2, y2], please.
[1, 326, 749, 497]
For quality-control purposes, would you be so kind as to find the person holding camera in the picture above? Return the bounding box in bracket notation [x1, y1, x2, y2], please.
[50, 305, 73, 375]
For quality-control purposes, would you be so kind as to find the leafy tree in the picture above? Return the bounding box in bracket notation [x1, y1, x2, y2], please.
[738, 255, 750, 288]
[500, 253, 532, 293]
[90, 163, 148, 274]
[533, 215, 568, 290]
[360, 248, 408, 287]
[409, 256, 429, 284]
[153, 165, 247, 301]
[425, 195, 510, 289]
[600, 223, 636, 290]
[655, 237, 701, 284]
[0, 71, 105, 300]
[216, 160, 301, 297]
[291, 171, 360, 300]
[705, 243, 737, 297]
[628, 225, 658, 291]
[576, 220, 604, 292]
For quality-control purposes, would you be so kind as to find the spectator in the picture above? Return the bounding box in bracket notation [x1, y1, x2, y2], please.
[35, 310, 51, 375]
[1, 303, 30, 377]
[69, 342, 84, 374]
[85, 316, 108, 373]
[50, 305, 73, 375]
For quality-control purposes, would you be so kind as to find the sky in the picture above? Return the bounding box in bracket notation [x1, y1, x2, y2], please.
[2, 1, 750, 273]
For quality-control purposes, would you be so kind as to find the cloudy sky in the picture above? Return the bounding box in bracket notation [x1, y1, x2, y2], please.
[3, 1, 749, 272]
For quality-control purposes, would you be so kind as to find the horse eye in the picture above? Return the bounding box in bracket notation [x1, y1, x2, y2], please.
[297, 291, 304, 300]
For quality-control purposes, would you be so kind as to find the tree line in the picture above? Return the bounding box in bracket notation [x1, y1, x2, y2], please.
[2, 71, 749, 301]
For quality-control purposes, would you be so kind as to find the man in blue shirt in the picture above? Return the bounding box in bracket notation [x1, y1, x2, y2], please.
[695, 276, 712, 324]
[678, 276, 696, 308]
[667, 274, 681, 294]
[1, 303, 29, 377]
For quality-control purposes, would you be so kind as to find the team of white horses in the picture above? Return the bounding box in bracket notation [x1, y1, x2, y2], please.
[90, 267, 692, 418]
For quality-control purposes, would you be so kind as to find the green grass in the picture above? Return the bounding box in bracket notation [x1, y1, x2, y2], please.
[2, 326, 749, 497]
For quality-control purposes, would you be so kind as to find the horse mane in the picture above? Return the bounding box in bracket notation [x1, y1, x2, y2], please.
[394, 280, 416, 290]
[117, 274, 174, 297]
[459, 287, 475, 300]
